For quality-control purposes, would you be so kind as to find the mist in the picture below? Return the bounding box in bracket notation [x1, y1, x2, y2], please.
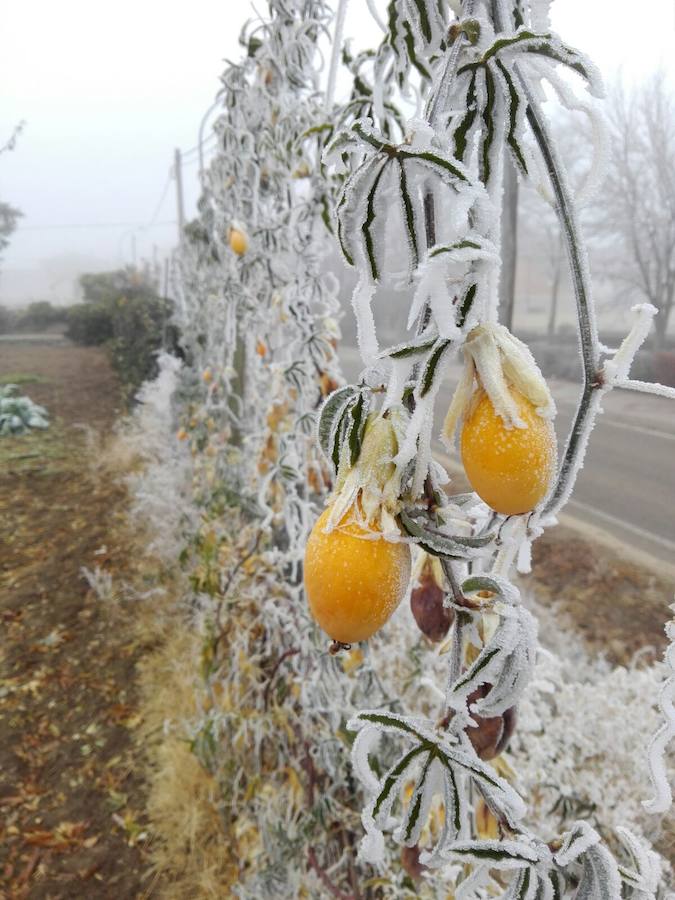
[2, 0, 674, 307]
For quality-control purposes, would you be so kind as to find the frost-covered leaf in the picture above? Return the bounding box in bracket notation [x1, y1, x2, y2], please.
[317, 385, 360, 470]
[450, 579, 538, 716]
[553, 820, 601, 867]
[481, 30, 602, 95]
[449, 838, 538, 868]
[380, 335, 438, 359]
[616, 827, 661, 898]
[573, 842, 622, 900]
[384, 0, 448, 86]
[328, 119, 475, 280]
[348, 709, 526, 862]
[420, 338, 452, 396]
[400, 509, 494, 560]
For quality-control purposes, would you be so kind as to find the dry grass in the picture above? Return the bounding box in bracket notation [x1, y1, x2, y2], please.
[134, 601, 240, 898]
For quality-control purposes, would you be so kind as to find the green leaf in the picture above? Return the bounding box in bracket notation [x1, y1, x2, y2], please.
[362, 161, 389, 281]
[461, 18, 481, 45]
[412, 0, 432, 43]
[403, 753, 433, 842]
[457, 283, 477, 327]
[317, 385, 359, 468]
[429, 239, 480, 258]
[400, 510, 491, 558]
[480, 65, 497, 184]
[549, 871, 565, 900]
[452, 646, 500, 692]
[347, 392, 368, 466]
[481, 30, 599, 89]
[494, 59, 529, 175]
[450, 841, 537, 866]
[301, 122, 334, 139]
[397, 159, 419, 271]
[398, 148, 468, 184]
[336, 186, 354, 267]
[420, 339, 452, 396]
[247, 36, 262, 57]
[453, 71, 478, 162]
[356, 711, 425, 740]
[461, 575, 503, 596]
[381, 336, 437, 360]
[373, 745, 425, 819]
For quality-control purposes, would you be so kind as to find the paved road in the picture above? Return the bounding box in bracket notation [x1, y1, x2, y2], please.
[339, 346, 675, 577]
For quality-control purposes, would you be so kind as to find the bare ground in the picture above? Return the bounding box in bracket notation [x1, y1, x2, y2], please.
[0, 342, 156, 899]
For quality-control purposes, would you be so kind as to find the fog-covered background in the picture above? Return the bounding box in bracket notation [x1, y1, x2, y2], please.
[2, 0, 675, 339]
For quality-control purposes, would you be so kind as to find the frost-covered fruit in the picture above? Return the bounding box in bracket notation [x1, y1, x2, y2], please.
[460, 387, 556, 515]
[304, 507, 411, 644]
[228, 227, 248, 255]
[466, 685, 517, 760]
[410, 568, 454, 643]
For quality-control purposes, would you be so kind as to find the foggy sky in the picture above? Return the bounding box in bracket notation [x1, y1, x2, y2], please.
[2, 0, 674, 306]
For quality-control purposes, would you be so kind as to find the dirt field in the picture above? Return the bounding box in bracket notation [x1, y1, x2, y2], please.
[0, 342, 155, 898]
[0, 339, 672, 898]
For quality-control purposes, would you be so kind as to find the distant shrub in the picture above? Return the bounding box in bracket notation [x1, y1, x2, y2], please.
[65, 303, 114, 345]
[109, 293, 174, 399]
[65, 268, 178, 401]
[0, 304, 12, 334]
[19, 300, 66, 331]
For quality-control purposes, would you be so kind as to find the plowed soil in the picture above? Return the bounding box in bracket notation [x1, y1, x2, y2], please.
[0, 341, 156, 899]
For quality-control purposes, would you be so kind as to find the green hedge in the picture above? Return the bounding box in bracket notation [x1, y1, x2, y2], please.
[65, 268, 179, 401]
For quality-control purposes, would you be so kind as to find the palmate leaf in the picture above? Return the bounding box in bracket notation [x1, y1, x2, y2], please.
[481, 29, 602, 94]
[384, 0, 448, 86]
[348, 710, 526, 864]
[449, 841, 570, 898]
[326, 119, 475, 281]
[449, 27, 601, 185]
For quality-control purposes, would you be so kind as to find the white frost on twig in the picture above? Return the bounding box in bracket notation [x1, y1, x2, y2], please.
[642, 605, 675, 815]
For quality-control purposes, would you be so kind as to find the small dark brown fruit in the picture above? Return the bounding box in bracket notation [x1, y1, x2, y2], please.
[410, 569, 454, 643]
[466, 685, 517, 761]
[401, 844, 426, 880]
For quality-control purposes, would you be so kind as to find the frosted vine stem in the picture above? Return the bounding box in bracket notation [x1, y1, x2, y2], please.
[325, 0, 349, 111]
[489, 0, 602, 518]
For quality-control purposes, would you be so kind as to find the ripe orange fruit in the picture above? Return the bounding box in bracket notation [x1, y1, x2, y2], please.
[304, 507, 411, 644]
[460, 388, 556, 515]
[229, 227, 248, 256]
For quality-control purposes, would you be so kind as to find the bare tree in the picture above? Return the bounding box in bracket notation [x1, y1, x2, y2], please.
[597, 75, 675, 348]
[516, 113, 592, 339]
